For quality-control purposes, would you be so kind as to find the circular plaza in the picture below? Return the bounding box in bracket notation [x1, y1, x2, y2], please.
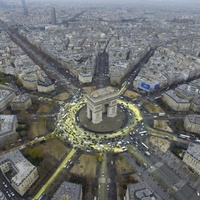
[55, 95, 143, 153]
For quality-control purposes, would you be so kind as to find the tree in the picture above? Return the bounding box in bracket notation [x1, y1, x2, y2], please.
[118, 154, 124, 161]
[94, 153, 102, 163]
[24, 146, 44, 166]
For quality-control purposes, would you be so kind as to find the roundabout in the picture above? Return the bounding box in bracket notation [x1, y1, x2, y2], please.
[55, 96, 143, 153]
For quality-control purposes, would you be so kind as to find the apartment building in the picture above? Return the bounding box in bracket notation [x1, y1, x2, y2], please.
[162, 90, 190, 111]
[11, 94, 32, 110]
[0, 90, 16, 112]
[183, 143, 200, 175]
[184, 115, 200, 134]
[0, 115, 18, 148]
[0, 149, 39, 196]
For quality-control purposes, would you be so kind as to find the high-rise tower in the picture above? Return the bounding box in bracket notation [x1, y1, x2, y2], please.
[21, 0, 28, 16]
[51, 7, 57, 25]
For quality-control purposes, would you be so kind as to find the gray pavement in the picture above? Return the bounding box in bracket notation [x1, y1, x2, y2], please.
[124, 144, 200, 200]
[175, 184, 200, 200]
[124, 153, 173, 200]
[156, 150, 200, 188]
[158, 165, 181, 185]
[97, 154, 109, 200]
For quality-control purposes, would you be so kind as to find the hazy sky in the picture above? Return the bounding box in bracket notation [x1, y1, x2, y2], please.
[49, 0, 199, 2]
[24, 0, 199, 3]
[4, 0, 200, 7]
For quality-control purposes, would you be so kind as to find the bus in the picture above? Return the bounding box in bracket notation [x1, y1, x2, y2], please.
[179, 134, 190, 139]
[145, 151, 151, 156]
[141, 142, 149, 150]
[62, 113, 67, 119]
[155, 96, 161, 99]
[139, 131, 147, 134]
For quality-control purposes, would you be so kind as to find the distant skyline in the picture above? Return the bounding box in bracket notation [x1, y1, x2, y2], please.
[37, 0, 200, 3]
[43, 0, 199, 4]
[1, 0, 200, 9]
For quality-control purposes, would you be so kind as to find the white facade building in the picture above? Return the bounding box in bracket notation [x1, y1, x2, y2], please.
[0, 90, 16, 112]
[0, 115, 18, 148]
[0, 149, 39, 196]
[183, 143, 200, 175]
[78, 72, 93, 83]
[184, 115, 200, 134]
[162, 90, 190, 111]
[11, 94, 32, 110]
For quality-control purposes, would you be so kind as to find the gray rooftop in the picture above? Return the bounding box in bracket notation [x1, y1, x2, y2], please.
[186, 143, 200, 162]
[192, 97, 200, 105]
[0, 90, 15, 102]
[12, 94, 30, 103]
[0, 149, 37, 186]
[187, 115, 200, 125]
[175, 85, 197, 98]
[38, 79, 54, 86]
[79, 72, 92, 77]
[51, 181, 82, 200]
[164, 90, 190, 104]
[0, 115, 17, 136]
[127, 182, 161, 200]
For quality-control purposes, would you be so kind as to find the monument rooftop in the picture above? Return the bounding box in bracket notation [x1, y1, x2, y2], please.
[89, 86, 117, 98]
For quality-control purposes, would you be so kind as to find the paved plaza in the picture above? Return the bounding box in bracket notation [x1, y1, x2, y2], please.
[77, 105, 128, 133]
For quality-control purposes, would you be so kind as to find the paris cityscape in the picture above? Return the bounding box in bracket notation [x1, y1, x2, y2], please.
[0, 0, 200, 199]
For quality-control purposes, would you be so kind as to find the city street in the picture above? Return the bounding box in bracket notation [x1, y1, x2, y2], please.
[33, 148, 77, 200]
